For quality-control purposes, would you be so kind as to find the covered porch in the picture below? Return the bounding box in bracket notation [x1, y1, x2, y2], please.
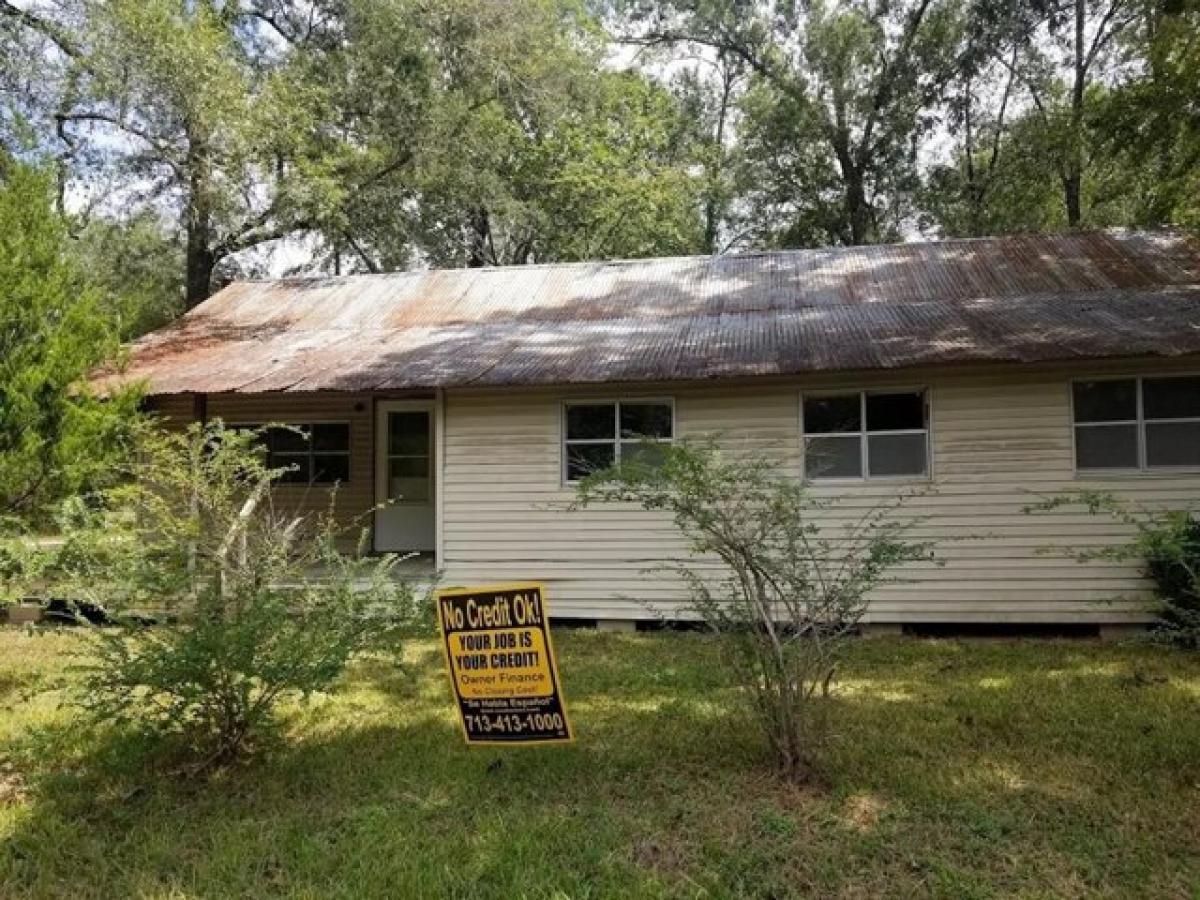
[146, 390, 447, 569]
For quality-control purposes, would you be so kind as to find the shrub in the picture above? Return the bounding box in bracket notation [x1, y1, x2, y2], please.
[575, 439, 934, 780]
[1030, 492, 1199, 649]
[44, 421, 427, 768]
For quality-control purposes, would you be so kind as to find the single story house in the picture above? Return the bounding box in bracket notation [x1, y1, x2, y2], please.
[97, 230, 1200, 628]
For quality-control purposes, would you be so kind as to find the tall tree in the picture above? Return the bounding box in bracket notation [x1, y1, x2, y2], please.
[321, 0, 706, 269]
[1096, 0, 1200, 227]
[0, 163, 141, 521]
[984, 0, 1141, 227]
[0, 0, 354, 307]
[670, 50, 744, 253]
[623, 0, 964, 246]
[923, 0, 1191, 237]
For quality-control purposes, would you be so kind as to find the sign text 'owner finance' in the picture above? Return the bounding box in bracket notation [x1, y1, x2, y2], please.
[436, 583, 573, 745]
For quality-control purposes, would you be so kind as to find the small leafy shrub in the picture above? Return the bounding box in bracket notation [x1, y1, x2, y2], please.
[44, 421, 426, 767]
[1030, 492, 1199, 649]
[576, 439, 934, 780]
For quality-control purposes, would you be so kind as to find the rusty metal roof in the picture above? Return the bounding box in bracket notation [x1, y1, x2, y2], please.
[98, 230, 1200, 395]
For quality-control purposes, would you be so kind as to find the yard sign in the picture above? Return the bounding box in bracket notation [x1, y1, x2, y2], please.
[435, 582, 573, 745]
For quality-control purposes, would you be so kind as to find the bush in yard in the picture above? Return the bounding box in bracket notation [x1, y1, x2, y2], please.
[575, 439, 934, 780]
[1030, 492, 1200, 649]
[45, 421, 426, 768]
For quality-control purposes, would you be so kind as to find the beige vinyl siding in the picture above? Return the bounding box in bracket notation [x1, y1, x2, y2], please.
[440, 358, 1200, 623]
[146, 392, 381, 542]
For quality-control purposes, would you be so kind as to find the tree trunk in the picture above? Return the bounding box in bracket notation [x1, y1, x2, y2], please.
[186, 235, 217, 309]
[184, 125, 217, 308]
[1065, 0, 1086, 228]
[845, 171, 872, 244]
[467, 206, 491, 268]
[831, 134, 873, 245]
[1063, 173, 1083, 228]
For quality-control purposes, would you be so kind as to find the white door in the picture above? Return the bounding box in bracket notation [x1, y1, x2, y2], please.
[375, 401, 435, 552]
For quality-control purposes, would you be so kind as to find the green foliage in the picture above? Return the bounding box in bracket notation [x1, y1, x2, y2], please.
[1029, 492, 1200, 649]
[0, 163, 142, 524]
[333, 1, 706, 268]
[71, 213, 185, 337]
[1094, 0, 1200, 229]
[576, 440, 934, 779]
[43, 422, 427, 766]
[2, 0, 708, 294]
[627, 0, 964, 247]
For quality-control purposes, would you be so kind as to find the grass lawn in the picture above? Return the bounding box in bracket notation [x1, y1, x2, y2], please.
[1, 628, 1198, 898]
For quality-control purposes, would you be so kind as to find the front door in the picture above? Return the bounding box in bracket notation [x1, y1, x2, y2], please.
[375, 401, 435, 552]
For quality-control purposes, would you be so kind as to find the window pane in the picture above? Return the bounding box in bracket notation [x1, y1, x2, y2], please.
[620, 441, 668, 469]
[566, 442, 615, 480]
[312, 423, 350, 453]
[867, 433, 928, 477]
[1146, 422, 1200, 467]
[389, 412, 429, 455]
[267, 426, 309, 453]
[866, 392, 925, 432]
[803, 395, 860, 434]
[1143, 376, 1200, 420]
[1073, 380, 1137, 423]
[389, 480, 430, 505]
[390, 456, 429, 478]
[805, 435, 862, 478]
[272, 452, 311, 483]
[566, 404, 615, 440]
[313, 454, 349, 483]
[620, 402, 672, 439]
[1075, 424, 1138, 469]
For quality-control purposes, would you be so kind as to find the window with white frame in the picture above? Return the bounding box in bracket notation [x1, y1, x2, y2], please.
[232, 423, 351, 484]
[1073, 376, 1200, 471]
[802, 390, 929, 479]
[563, 400, 673, 482]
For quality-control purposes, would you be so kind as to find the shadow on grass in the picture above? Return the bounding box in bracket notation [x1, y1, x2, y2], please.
[2, 634, 1199, 897]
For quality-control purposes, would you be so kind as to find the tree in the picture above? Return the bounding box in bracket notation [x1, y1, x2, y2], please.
[324, 1, 706, 269]
[577, 440, 934, 780]
[1, 0, 348, 306]
[1095, 0, 1200, 228]
[0, 162, 141, 522]
[623, 0, 964, 247]
[936, 0, 1141, 231]
[72, 212, 186, 336]
[669, 51, 744, 253]
[45, 422, 426, 767]
[3, 0, 707, 291]
[920, 109, 1069, 237]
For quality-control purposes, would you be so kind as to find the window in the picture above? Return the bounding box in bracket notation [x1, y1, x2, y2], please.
[234, 423, 351, 484]
[386, 411, 431, 503]
[1073, 376, 1200, 471]
[802, 390, 929, 480]
[563, 400, 673, 482]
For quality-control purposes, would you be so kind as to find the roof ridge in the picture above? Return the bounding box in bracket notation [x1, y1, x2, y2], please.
[230, 227, 1192, 286]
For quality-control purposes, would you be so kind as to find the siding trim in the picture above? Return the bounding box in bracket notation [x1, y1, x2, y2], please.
[436, 388, 446, 568]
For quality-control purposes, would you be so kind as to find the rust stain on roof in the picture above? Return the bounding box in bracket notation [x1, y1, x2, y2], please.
[96, 230, 1200, 395]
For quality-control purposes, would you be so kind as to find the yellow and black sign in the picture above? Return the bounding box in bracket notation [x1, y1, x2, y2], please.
[435, 582, 573, 745]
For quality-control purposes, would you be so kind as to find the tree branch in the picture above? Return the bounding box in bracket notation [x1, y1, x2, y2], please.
[0, 0, 81, 58]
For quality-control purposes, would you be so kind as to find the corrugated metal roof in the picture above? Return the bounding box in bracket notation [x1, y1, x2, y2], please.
[97, 230, 1200, 395]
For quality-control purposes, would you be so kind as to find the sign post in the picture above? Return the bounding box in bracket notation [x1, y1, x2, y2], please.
[435, 582, 573, 745]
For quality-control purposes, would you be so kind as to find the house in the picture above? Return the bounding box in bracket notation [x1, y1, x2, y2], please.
[96, 230, 1200, 629]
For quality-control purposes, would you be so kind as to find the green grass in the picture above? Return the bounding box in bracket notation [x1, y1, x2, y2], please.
[1, 628, 1198, 898]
